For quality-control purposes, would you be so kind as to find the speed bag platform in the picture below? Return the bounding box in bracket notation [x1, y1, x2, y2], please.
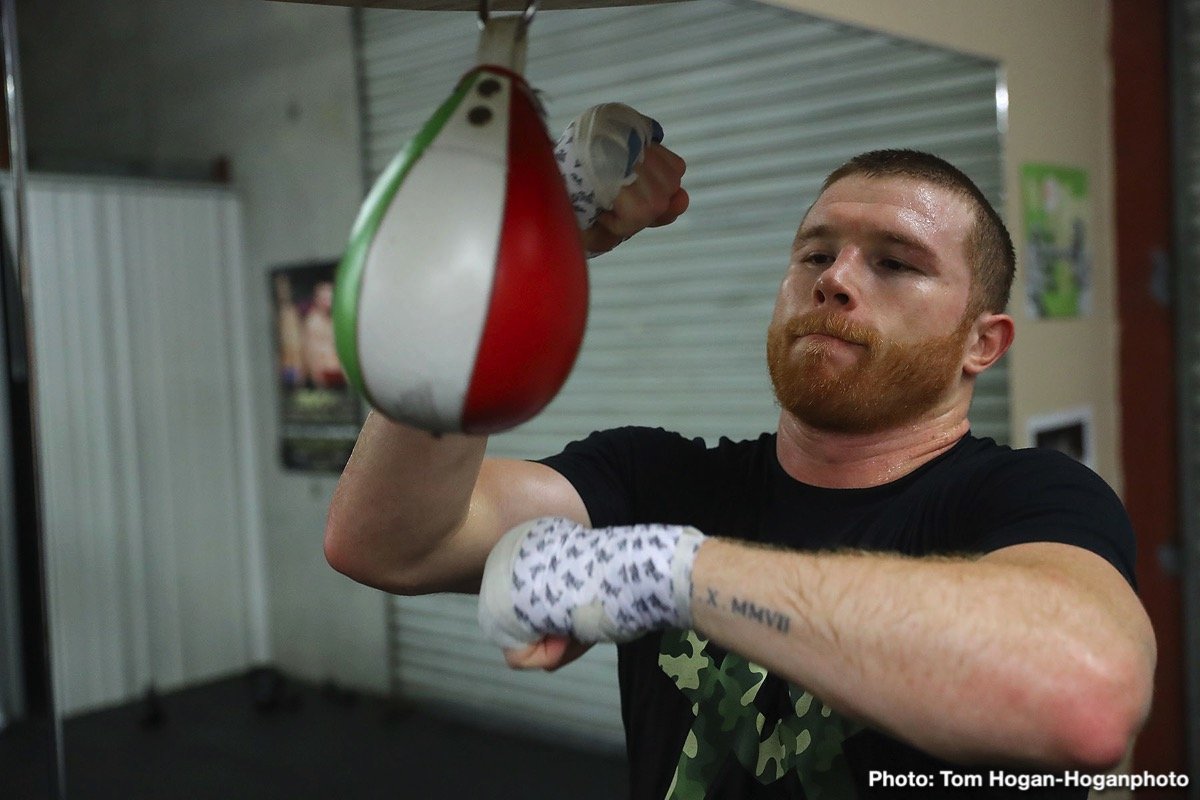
[334, 65, 589, 435]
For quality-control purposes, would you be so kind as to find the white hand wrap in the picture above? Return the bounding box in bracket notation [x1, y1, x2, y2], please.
[554, 103, 664, 231]
[478, 517, 705, 649]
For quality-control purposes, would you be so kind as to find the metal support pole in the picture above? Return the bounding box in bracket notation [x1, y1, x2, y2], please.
[0, 0, 64, 796]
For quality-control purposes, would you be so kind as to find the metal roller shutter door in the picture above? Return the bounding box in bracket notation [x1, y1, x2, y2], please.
[356, 0, 1008, 748]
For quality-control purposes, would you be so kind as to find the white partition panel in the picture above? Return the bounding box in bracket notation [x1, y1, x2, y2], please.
[10, 174, 268, 716]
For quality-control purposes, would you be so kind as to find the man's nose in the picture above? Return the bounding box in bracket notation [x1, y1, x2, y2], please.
[812, 253, 857, 308]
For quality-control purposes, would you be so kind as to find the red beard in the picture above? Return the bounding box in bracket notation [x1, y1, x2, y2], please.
[766, 310, 972, 434]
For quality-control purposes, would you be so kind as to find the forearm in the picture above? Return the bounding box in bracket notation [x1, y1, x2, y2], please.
[324, 410, 487, 591]
[688, 539, 1150, 769]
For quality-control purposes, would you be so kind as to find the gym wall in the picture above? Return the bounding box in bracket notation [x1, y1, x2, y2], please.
[16, 0, 387, 700]
[96, 1, 388, 694]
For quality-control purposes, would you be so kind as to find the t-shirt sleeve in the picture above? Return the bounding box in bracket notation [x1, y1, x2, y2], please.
[961, 448, 1137, 589]
[536, 426, 706, 528]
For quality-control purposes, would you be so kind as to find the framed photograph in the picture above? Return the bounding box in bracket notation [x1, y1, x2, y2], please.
[1026, 406, 1094, 469]
[269, 259, 363, 473]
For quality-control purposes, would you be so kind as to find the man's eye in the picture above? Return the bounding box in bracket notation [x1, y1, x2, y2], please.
[880, 258, 909, 272]
[803, 252, 833, 266]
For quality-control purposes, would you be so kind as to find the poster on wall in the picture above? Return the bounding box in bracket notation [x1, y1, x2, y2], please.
[269, 259, 362, 473]
[1027, 406, 1094, 469]
[1020, 163, 1093, 319]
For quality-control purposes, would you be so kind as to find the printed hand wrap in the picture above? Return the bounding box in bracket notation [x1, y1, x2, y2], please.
[553, 103, 665, 233]
[478, 517, 705, 648]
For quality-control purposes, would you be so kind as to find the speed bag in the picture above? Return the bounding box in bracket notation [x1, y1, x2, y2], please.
[334, 65, 589, 435]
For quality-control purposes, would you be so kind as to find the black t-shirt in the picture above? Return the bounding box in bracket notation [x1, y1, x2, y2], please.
[540, 427, 1137, 800]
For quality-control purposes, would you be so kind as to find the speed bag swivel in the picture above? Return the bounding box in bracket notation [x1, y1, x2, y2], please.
[334, 65, 588, 435]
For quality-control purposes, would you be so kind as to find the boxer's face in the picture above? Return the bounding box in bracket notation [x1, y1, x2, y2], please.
[766, 175, 977, 433]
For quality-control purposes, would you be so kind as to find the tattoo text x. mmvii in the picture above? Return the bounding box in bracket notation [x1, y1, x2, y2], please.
[704, 588, 791, 634]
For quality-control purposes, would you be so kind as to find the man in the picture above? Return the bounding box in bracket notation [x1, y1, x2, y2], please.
[324, 146, 1155, 799]
[302, 280, 346, 389]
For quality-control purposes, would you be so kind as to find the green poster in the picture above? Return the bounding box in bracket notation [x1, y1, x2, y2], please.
[1020, 163, 1092, 319]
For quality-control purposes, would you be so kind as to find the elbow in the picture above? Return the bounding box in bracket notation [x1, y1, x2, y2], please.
[323, 507, 391, 590]
[323, 511, 430, 595]
[322, 521, 354, 579]
[1050, 647, 1154, 770]
[323, 522, 404, 593]
[323, 513, 367, 583]
[323, 487, 356, 575]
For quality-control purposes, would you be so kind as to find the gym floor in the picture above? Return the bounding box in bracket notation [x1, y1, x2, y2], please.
[0, 670, 628, 799]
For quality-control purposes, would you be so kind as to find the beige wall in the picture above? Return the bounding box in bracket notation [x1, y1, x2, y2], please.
[770, 0, 1121, 490]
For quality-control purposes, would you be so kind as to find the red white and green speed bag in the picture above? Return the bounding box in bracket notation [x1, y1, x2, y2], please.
[334, 66, 588, 434]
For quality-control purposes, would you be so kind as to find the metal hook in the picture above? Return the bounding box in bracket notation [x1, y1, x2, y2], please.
[478, 0, 538, 35]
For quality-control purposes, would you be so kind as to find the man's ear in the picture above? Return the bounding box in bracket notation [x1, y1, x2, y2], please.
[963, 313, 1014, 376]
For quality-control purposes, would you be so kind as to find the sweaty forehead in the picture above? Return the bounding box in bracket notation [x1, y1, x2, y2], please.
[801, 175, 973, 242]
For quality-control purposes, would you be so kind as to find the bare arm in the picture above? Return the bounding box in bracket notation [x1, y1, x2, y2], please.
[324, 411, 588, 594]
[687, 539, 1156, 770]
